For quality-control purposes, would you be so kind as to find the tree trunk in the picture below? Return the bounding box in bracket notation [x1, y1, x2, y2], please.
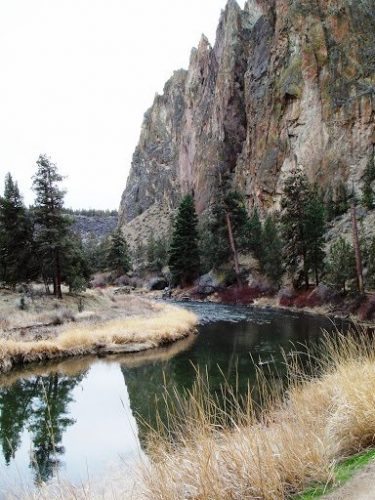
[351, 203, 364, 294]
[225, 212, 241, 287]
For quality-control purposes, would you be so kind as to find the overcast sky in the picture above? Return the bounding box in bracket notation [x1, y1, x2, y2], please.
[0, 0, 245, 210]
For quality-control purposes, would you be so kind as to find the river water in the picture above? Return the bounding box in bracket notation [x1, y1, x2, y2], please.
[0, 303, 349, 494]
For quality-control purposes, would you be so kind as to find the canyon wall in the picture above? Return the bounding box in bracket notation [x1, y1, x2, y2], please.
[119, 0, 375, 247]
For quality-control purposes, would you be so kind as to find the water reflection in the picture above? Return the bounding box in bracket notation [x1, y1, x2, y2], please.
[0, 372, 84, 484]
[0, 305, 350, 491]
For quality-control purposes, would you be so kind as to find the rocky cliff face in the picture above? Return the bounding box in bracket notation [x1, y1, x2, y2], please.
[119, 0, 375, 246]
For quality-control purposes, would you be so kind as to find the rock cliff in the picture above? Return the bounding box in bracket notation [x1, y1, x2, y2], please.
[119, 0, 375, 246]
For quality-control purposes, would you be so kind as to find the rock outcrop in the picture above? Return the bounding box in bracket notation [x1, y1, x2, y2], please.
[119, 0, 375, 246]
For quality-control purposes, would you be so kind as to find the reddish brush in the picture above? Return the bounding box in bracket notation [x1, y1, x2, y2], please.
[218, 285, 270, 305]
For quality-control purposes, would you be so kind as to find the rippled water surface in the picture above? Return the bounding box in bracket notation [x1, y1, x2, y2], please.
[0, 303, 349, 492]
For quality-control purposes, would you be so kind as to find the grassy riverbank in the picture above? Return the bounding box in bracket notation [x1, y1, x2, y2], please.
[140, 332, 375, 499]
[0, 289, 197, 373]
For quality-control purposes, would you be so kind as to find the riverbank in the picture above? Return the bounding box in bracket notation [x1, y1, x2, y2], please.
[167, 283, 375, 327]
[0, 288, 197, 373]
[140, 333, 375, 499]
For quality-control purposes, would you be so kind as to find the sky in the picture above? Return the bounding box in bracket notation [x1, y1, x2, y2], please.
[0, 0, 245, 210]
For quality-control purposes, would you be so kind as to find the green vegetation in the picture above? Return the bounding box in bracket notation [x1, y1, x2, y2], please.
[326, 237, 356, 292]
[168, 194, 200, 286]
[362, 150, 375, 209]
[0, 173, 34, 284]
[32, 154, 74, 298]
[107, 229, 131, 276]
[260, 215, 283, 285]
[297, 449, 375, 499]
[0, 156, 119, 295]
[146, 234, 169, 272]
[281, 169, 326, 288]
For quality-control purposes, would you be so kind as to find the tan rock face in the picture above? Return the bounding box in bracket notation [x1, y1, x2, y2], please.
[119, 0, 375, 245]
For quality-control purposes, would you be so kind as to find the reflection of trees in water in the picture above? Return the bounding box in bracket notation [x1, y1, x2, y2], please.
[0, 371, 85, 484]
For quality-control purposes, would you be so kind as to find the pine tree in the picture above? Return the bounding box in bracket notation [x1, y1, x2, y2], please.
[32, 155, 72, 298]
[168, 195, 200, 286]
[260, 216, 283, 285]
[305, 185, 326, 285]
[281, 169, 310, 288]
[362, 150, 375, 209]
[326, 237, 356, 292]
[0, 173, 34, 284]
[107, 229, 131, 275]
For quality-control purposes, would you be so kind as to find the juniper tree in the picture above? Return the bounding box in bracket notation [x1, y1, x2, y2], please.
[0, 173, 34, 284]
[168, 194, 200, 286]
[107, 229, 131, 275]
[32, 155, 71, 298]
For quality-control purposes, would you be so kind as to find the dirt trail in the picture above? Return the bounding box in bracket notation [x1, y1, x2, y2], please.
[324, 462, 375, 499]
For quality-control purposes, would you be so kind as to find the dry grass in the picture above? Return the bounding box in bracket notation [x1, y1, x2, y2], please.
[10, 331, 375, 500]
[0, 301, 197, 373]
[139, 332, 375, 499]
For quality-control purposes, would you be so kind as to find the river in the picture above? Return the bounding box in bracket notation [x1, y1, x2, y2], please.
[0, 303, 349, 494]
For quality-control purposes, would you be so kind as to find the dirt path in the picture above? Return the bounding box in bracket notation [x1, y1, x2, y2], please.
[324, 461, 375, 499]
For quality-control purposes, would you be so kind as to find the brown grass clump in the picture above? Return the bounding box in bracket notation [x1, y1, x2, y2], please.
[0, 303, 197, 373]
[140, 332, 375, 499]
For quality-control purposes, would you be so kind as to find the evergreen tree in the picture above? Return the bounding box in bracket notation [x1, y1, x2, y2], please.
[362, 150, 375, 209]
[62, 234, 91, 292]
[244, 208, 262, 259]
[260, 216, 283, 285]
[199, 209, 229, 273]
[326, 237, 356, 292]
[82, 233, 109, 274]
[280, 169, 311, 288]
[0, 173, 34, 284]
[107, 229, 131, 275]
[168, 195, 200, 286]
[32, 155, 71, 298]
[146, 234, 168, 272]
[305, 185, 326, 285]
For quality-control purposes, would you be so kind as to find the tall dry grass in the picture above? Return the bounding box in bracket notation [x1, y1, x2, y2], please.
[140, 332, 375, 499]
[0, 304, 197, 373]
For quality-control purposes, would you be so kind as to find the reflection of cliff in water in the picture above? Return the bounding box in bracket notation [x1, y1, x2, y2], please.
[0, 371, 85, 484]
